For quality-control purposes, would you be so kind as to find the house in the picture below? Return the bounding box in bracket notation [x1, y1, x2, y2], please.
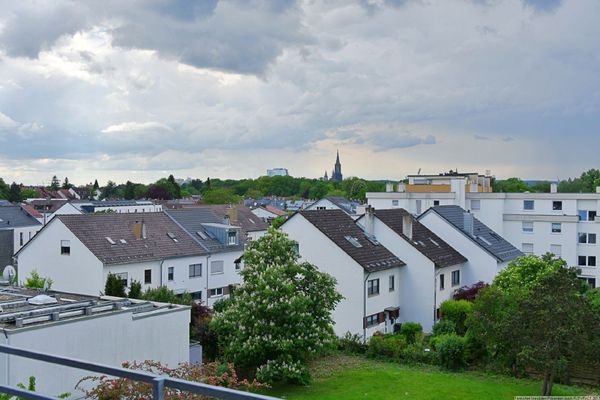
[250, 205, 287, 224]
[21, 199, 69, 224]
[165, 205, 267, 306]
[356, 207, 467, 330]
[0, 206, 42, 272]
[73, 200, 163, 214]
[418, 205, 522, 286]
[281, 209, 405, 340]
[0, 287, 189, 396]
[307, 196, 362, 218]
[16, 212, 207, 298]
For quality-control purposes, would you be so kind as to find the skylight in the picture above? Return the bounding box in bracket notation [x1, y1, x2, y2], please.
[120, 239, 127, 244]
[196, 231, 207, 239]
[167, 232, 179, 243]
[344, 235, 363, 248]
[478, 236, 492, 246]
[105, 237, 116, 245]
[429, 238, 440, 247]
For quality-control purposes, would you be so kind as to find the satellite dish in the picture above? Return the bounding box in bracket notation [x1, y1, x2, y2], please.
[2, 265, 16, 283]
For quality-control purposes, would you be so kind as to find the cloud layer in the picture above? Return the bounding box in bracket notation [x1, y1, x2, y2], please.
[0, 0, 598, 184]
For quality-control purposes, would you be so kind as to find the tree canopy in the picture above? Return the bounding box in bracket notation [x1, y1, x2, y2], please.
[211, 228, 342, 384]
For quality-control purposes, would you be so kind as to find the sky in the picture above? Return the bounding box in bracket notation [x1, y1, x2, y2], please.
[0, 0, 598, 186]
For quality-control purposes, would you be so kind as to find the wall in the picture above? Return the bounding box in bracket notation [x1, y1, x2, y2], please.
[12, 225, 42, 254]
[17, 220, 104, 296]
[1, 306, 189, 397]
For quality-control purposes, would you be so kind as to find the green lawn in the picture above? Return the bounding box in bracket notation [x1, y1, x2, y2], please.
[262, 355, 597, 400]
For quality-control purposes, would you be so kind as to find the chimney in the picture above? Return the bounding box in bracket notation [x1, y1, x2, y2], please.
[402, 214, 413, 240]
[132, 221, 142, 240]
[365, 205, 375, 235]
[464, 211, 474, 236]
[386, 182, 393, 192]
[397, 183, 406, 193]
[227, 206, 238, 223]
[551, 183, 558, 193]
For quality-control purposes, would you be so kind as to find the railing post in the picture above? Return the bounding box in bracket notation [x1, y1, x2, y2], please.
[153, 377, 165, 400]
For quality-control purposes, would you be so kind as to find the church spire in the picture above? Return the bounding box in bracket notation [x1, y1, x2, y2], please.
[331, 150, 343, 182]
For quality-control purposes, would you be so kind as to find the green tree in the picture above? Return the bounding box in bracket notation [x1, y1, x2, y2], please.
[8, 182, 22, 203]
[20, 187, 39, 199]
[0, 178, 8, 199]
[142, 286, 192, 305]
[49, 175, 60, 191]
[202, 188, 241, 205]
[93, 179, 100, 191]
[123, 181, 136, 200]
[167, 175, 182, 198]
[128, 280, 142, 299]
[24, 270, 53, 289]
[211, 228, 342, 384]
[100, 180, 118, 199]
[62, 177, 72, 190]
[104, 273, 126, 297]
[493, 177, 529, 193]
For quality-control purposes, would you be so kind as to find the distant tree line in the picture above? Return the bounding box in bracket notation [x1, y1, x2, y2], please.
[493, 168, 600, 193]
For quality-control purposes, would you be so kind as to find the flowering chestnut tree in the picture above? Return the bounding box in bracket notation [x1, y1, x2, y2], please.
[211, 228, 342, 384]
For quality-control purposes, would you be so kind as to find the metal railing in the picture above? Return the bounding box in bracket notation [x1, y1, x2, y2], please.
[0, 344, 279, 400]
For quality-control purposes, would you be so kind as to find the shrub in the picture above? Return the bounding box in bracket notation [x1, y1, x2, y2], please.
[432, 319, 456, 337]
[128, 280, 142, 299]
[400, 322, 422, 344]
[256, 359, 311, 385]
[142, 286, 192, 305]
[338, 332, 367, 354]
[440, 300, 473, 335]
[399, 343, 437, 365]
[366, 334, 407, 360]
[24, 270, 53, 290]
[104, 273, 126, 297]
[436, 334, 466, 371]
[453, 281, 489, 301]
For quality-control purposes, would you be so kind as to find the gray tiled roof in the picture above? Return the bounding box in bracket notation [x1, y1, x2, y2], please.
[324, 196, 359, 215]
[299, 209, 405, 272]
[57, 212, 207, 265]
[371, 208, 467, 268]
[422, 205, 522, 262]
[0, 206, 42, 229]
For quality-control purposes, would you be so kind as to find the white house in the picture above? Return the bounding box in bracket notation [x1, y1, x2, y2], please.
[73, 200, 163, 214]
[356, 207, 467, 330]
[0, 287, 189, 397]
[250, 205, 287, 224]
[0, 206, 42, 271]
[418, 205, 522, 286]
[165, 205, 268, 306]
[16, 212, 208, 299]
[306, 196, 362, 219]
[367, 172, 599, 287]
[281, 209, 405, 341]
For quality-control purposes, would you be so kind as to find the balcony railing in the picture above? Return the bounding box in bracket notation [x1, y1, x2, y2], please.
[0, 344, 279, 400]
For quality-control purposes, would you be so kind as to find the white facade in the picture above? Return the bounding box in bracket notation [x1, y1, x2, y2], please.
[266, 168, 289, 177]
[12, 225, 42, 254]
[357, 216, 464, 331]
[0, 296, 189, 398]
[282, 214, 402, 340]
[368, 179, 600, 288]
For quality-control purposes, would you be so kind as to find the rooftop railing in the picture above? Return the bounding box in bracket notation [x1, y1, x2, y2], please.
[0, 344, 279, 400]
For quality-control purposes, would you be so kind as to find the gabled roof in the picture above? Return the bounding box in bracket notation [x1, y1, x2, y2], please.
[298, 209, 405, 272]
[367, 208, 467, 268]
[25, 199, 68, 214]
[420, 205, 522, 262]
[55, 212, 206, 265]
[0, 206, 42, 229]
[264, 205, 288, 216]
[323, 196, 359, 215]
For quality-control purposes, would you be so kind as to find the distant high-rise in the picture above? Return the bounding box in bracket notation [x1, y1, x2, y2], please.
[330, 150, 343, 182]
[267, 168, 289, 177]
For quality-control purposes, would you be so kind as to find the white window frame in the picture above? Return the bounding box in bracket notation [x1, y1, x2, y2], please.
[210, 260, 225, 275]
[523, 200, 535, 211]
[60, 240, 70, 255]
[168, 266, 174, 281]
[522, 243, 534, 255]
[451, 270, 460, 287]
[189, 263, 202, 278]
[550, 244, 562, 257]
[551, 223, 562, 233]
[389, 275, 395, 292]
[209, 287, 224, 297]
[367, 278, 380, 296]
[522, 221, 534, 233]
[470, 199, 481, 211]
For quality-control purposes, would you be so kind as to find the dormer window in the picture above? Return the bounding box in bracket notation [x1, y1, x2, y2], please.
[228, 231, 238, 245]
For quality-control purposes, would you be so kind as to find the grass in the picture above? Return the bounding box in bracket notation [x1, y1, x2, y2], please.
[261, 354, 597, 400]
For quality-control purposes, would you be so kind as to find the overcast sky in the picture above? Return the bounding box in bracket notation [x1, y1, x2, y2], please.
[0, 0, 598, 186]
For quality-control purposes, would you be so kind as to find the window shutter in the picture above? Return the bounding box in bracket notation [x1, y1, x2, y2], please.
[223, 286, 230, 295]
[378, 312, 385, 324]
[363, 317, 367, 329]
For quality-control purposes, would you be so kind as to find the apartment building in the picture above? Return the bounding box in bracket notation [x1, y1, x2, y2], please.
[367, 173, 599, 288]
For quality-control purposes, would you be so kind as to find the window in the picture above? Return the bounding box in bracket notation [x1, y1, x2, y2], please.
[550, 244, 562, 257]
[433, 200, 440, 206]
[579, 277, 596, 289]
[19, 232, 23, 246]
[209, 287, 224, 297]
[191, 291, 202, 301]
[364, 313, 381, 328]
[316, 206, 326, 210]
[144, 269, 152, 284]
[189, 263, 202, 278]
[470, 200, 480, 211]
[211, 260, 224, 274]
[168, 267, 174, 281]
[367, 279, 380, 296]
[523, 200, 535, 210]
[60, 240, 70, 255]
[115, 272, 128, 287]
[235, 260, 242, 271]
[389, 275, 395, 292]
[439, 274, 445, 290]
[227, 231, 238, 245]
[579, 210, 597, 221]
[416, 200, 422, 214]
[551, 223, 562, 233]
[579, 256, 596, 267]
[294, 243, 300, 256]
[552, 201, 562, 211]
[522, 243, 534, 255]
[579, 233, 597, 244]
[522, 221, 534, 233]
[451, 270, 460, 287]
[392, 200, 399, 206]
